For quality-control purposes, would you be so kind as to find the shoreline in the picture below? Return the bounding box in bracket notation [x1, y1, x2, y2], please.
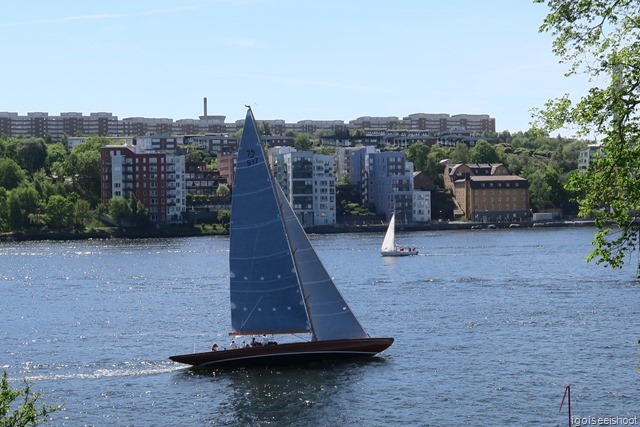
[0, 220, 596, 243]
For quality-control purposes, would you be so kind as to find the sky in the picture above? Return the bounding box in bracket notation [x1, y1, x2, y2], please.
[1, 0, 592, 135]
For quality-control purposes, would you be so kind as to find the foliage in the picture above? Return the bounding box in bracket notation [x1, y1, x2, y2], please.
[15, 138, 47, 174]
[469, 140, 501, 163]
[405, 142, 430, 172]
[0, 370, 58, 426]
[107, 194, 150, 229]
[44, 195, 74, 229]
[533, 0, 640, 269]
[216, 184, 230, 198]
[65, 142, 102, 206]
[0, 158, 26, 190]
[294, 133, 312, 151]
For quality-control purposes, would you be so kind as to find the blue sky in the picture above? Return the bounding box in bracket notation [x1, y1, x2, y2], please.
[1, 0, 590, 134]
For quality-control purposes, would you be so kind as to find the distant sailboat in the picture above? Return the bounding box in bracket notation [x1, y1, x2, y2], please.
[380, 213, 418, 257]
[169, 108, 393, 367]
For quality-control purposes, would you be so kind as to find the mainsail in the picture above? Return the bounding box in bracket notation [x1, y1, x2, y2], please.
[229, 109, 368, 340]
[229, 109, 309, 334]
[380, 213, 397, 253]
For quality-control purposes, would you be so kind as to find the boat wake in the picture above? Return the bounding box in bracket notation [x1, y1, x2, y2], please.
[23, 360, 181, 382]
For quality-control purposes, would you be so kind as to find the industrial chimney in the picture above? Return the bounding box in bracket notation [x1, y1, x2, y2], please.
[203, 97, 208, 117]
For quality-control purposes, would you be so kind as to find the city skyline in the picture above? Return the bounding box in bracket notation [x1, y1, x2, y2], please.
[2, 1, 592, 136]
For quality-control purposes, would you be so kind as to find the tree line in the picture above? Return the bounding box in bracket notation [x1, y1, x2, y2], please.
[0, 128, 591, 235]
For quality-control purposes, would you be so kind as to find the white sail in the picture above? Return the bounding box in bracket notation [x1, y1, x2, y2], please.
[380, 213, 396, 253]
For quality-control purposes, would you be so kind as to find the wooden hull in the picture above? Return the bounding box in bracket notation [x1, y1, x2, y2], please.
[169, 337, 394, 367]
[380, 250, 419, 257]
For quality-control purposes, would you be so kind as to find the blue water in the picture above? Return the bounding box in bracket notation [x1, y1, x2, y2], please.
[1, 227, 638, 426]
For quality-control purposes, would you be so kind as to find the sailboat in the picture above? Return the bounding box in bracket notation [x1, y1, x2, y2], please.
[170, 108, 393, 367]
[380, 213, 418, 257]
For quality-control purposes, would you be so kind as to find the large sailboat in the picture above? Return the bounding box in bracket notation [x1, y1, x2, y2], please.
[380, 213, 418, 257]
[170, 108, 393, 367]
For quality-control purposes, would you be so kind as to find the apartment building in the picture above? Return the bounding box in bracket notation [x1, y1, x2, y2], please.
[100, 137, 186, 224]
[182, 134, 238, 155]
[0, 111, 120, 141]
[347, 147, 417, 221]
[403, 113, 495, 133]
[578, 143, 602, 173]
[269, 148, 336, 227]
[0, 111, 496, 141]
[185, 161, 228, 196]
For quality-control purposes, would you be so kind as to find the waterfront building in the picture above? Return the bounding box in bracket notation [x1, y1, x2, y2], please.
[444, 162, 529, 222]
[349, 147, 416, 222]
[413, 190, 432, 222]
[269, 147, 336, 226]
[100, 136, 186, 224]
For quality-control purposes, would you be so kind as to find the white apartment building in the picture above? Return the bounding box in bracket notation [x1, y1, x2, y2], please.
[269, 147, 336, 227]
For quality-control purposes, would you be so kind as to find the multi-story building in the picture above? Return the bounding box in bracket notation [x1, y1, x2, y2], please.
[445, 162, 529, 222]
[182, 134, 238, 155]
[578, 143, 602, 173]
[334, 147, 363, 183]
[67, 136, 135, 152]
[443, 163, 511, 191]
[413, 191, 432, 222]
[402, 113, 495, 133]
[365, 151, 415, 222]
[348, 147, 417, 221]
[185, 161, 228, 196]
[0, 110, 496, 142]
[0, 111, 120, 141]
[100, 137, 186, 224]
[217, 152, 236, 186]
[269, 148, 336, 227]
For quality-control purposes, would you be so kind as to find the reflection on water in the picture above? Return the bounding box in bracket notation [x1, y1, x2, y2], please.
[173, 358, 385, 426]
[1, 228, 639, 425]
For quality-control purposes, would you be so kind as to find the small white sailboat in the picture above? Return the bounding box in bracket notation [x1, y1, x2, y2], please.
[380, 213, 418, 257]
[170, 108, 393, 367]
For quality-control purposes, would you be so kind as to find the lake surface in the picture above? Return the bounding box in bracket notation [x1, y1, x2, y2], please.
[1, 227, 638, 426]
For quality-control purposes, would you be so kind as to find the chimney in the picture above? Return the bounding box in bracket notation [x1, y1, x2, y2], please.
[203, 97, 208, 117]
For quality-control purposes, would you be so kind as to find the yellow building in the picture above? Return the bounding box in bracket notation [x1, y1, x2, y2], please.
[445, 163, 530, 222]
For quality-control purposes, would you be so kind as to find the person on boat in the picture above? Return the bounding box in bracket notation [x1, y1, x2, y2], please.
[229, 339, 237, 349]
[261, 334, 269, 346]
[211, 342, 218, 351]
[241, 340, 248, 348]
[251, 336, 257, 347]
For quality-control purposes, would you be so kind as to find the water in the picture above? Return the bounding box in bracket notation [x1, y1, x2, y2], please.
[1, 227, 638, 426]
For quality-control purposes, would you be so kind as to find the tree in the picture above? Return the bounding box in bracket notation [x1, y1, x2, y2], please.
[469, 140, 501, 164]
[0, 158, 26, 190]
[294, 133, 312, 151]
[108, 197, 130, 228]
[16, 138, 47, 174]
[0, 188, 8, 231]
[1, 370, 58, 426]
[533, 0, 640, 269]
[65, 146, 101, 205]
[8, 185, 40, 230]
[216, 183, 230, 198]
[259, 121, 272, 136]
[73, 199, 92, 229]
[45, 142, 68, 175]
[449, 143, 470, 164]
[44, 195, 74, 229]
[405, 142, 430, 172]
